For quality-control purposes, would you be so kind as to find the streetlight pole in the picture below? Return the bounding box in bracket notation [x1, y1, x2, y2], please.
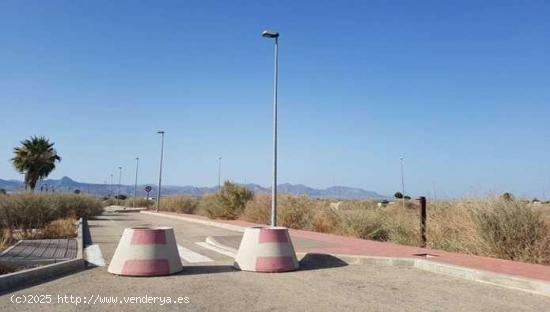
[117, 166, 122, 205]
[156, 131, 165, 212]
[110, 174, 113, 198]
[218, 156, 222, 192]
[400, 157, 405, 209]
[134, 157, 139, 208]
[262, 30, 279, 227]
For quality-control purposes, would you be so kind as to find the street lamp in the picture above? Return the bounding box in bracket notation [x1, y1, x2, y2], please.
[110, 174, 113, 198]
[218, 156, 222, 192]
[156, 131, 165, 212]
[262, 29, 279, 227]
[117, 166, 122, 205]
[400, 156, 405, 209]
[134, 157, 139, 208]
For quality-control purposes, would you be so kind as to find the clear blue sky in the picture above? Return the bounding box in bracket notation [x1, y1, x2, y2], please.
[1, 1, 549, 199]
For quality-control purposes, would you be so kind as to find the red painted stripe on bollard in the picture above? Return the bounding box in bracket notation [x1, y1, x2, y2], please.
[130, 229, 166, 245]
[121, 259, 170, 276]
[255, 256, 295, 272]
[258, 229, 289, 243]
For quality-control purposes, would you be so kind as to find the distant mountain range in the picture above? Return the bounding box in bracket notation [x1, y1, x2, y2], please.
[0, 176, 389, 200]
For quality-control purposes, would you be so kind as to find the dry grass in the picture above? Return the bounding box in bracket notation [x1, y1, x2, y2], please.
[424, 201, 490, 255]
[0, 228, 13, 253]
[533, 203, 550, 225]
[124, 197, 152, 208]
[159, 196, 200, 214]
[243, 195, 329, 229]
[0, 193, 102, 250]
[41, 218, 77, 239]
[0, 193, 103, 230]
[241, 195, 550, 265]
[102, 198, 118, 207]
[242, 195, 271, 224]
[113, 184, 550, 265]
[473, 200, 550, 263]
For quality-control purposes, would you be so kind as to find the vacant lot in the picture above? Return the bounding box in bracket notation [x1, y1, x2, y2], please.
[152, 183, 550, 265]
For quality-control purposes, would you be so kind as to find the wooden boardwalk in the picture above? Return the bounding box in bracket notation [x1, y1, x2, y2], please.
[0, 239, 77, 268]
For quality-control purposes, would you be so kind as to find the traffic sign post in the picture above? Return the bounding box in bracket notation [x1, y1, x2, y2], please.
[144, 186, 152, 209]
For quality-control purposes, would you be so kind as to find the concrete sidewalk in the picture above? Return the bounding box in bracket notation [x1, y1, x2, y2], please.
[142, 210, 550, 283]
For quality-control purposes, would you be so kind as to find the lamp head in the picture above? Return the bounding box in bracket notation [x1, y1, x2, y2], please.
[262, 30, 279, 38]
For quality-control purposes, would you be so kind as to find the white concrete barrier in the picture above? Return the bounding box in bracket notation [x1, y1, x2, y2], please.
[234, 227, 299, 272]
[108, 226, 182, 276]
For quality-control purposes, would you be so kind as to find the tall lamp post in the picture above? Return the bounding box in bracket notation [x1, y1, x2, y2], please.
[218, 156, 222, 192]
[232, 30, 298, 273]
[156, 131, 165, 212]
[400, 156, 405, 209]
[117, 166, 122, 205]
[262, 30, 279, 227]
[133, 157, 139, 208]
[110, 174, 113, 198]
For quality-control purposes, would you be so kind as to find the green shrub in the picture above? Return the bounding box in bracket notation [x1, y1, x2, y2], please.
[199, 182, 253, 219]
[198, 194, 230, 219]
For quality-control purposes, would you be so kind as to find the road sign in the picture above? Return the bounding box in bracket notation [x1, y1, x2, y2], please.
[144, 185, 152, 193]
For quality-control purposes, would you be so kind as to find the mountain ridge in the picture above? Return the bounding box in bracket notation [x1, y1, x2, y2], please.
[0, 176, 390, 200]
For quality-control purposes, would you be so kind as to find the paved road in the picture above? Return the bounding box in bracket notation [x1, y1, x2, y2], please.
[1, 211, 549, 312]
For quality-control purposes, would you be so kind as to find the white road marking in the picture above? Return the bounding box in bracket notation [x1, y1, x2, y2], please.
[178, 245, 213, 263]
[84, 244, 106, 267]
[195, 242, 236, 259]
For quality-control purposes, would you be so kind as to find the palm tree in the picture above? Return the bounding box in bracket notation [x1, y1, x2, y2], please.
[11, 136, 61, 191]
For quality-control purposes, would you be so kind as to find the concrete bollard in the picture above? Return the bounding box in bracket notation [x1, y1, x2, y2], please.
[108, 226, 182, 276]
[234, 227, 299, 273]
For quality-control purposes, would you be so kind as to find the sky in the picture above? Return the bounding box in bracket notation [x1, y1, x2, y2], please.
[0, 0, 549, 199]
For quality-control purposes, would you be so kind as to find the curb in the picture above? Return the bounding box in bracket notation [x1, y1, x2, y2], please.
[203, 235, 550, 298]
[334, 254, 550, 298]
[0, 218, 86, 294]
[140, 210, 246, 233]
